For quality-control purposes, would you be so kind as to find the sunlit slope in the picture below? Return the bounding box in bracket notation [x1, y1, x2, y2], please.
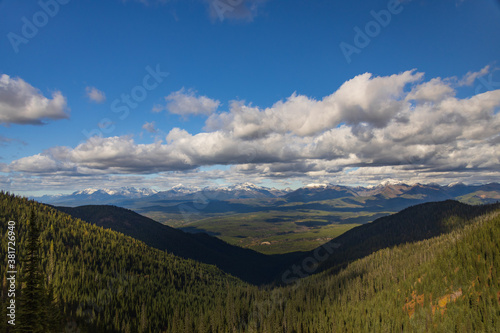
[264, 206, 500, 332]
[0, 193, 245, 332]
[302, 200, 500, 274]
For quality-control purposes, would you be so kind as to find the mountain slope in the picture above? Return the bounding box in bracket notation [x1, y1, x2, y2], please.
[260, 204, 500, 332]
[299, 200, 500, 276]
[1, 193, 499, 332]
[0, 192, 245, 332]
[54, 205, 301, 284]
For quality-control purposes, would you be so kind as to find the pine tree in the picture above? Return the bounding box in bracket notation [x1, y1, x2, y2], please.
[17, 209, 46, 333]
[139, 302, 148, 333]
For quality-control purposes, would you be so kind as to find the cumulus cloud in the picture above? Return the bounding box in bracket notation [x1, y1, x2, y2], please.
[7, 69, 500, 189]
[0, 74, 69, 125]
[142, 121, 158, 133]
[406, 78, 455, 103]
[10, 154, 59, 173]
[86, 86, 106, 103]
[158, 88, 220, 117]
[206, 70, 423, 138]
[202, 0, 269, 22]
[458, 65, 490, 86]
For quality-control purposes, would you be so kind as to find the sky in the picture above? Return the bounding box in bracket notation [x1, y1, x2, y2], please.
[1, 0, 500, 196]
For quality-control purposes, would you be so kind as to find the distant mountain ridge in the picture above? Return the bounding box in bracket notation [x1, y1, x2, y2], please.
[35, 186, 159, 205]
[33, 182, 500, 207]
[34, 182, 291, 206]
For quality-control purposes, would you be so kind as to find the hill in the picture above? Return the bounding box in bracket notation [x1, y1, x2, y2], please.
[0, 192, 248, 332]
[255, 203, 500, 332]
[33, 183, 500, 254]
[1, 192, 499, 332]
[54, 205, 300, 285]
[295, 200, 500, 276]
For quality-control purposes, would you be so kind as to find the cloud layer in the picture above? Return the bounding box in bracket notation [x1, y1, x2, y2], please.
[155, 88, 221, 116]
[0, 74, 69, 125]
[86, 86, 106, 103]
[203, 0, 269, 22]
[6, 68, 500, 192]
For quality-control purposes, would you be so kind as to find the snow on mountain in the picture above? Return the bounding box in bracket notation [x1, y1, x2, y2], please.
[32, 182, 500, 207]
[33, 187, 158, 206]
[170, 184, 199, 193]
[74, 188, 99, 195]
[72, 187, 157, 198]
[378, 179, 411, 187]
[304, 183, 329, 188]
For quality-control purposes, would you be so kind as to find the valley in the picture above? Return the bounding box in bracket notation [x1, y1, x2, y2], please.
[179, 211, 364, 254]
[3, 2, 498, 331]
[36, 182, 500, 254]
[2, 192, 500, 332]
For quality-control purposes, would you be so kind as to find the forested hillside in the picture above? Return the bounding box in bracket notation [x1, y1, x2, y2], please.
[1, 192, 499, 332]
[259, 207, 500, 332]
[0, 193, 246, 332]
[298, 200, 500, 276]
[55, 205, 301, 285]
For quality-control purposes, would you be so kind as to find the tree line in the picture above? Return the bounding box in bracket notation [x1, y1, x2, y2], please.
[1, 192, 499, 332]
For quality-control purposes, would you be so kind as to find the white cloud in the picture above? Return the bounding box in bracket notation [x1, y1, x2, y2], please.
[6, 69, 500, 190]
[161, 88, 220, 116]
[142, 121, 158, 133]
[206, 70, 422, 138]
[406, 78, 455, 103]
[202, 0, 269, 22]
[86, 86, 106, 103]
[10, 154, 64, 173]
[0, 74, 69, 125]
[458, 65, 490, 86]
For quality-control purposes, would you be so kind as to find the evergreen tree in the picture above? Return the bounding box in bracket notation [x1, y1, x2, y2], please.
[1, 192, 499, 332]
[17, 208, 46, 332]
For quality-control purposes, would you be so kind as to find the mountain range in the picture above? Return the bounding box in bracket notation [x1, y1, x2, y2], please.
[34, 182, 500, 255]
[34, 182, 500, 206]
[54, 199, 500, 285]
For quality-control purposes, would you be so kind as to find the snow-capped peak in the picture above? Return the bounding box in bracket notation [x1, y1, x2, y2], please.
[447, 181, 465, 187]
[231, 182, 262, 190]
[305, 183, 328, 188]
[379, 179, 407, 187]
[73, 187, 157, 197]
[74, 188, 99, 195]
[169, 184, 198, 193]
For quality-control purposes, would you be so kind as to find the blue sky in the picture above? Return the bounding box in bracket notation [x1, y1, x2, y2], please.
[1, 0, 500, 195]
